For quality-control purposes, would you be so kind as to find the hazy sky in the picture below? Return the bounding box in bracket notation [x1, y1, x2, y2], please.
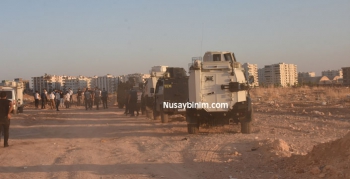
[1, 0, 349, 80]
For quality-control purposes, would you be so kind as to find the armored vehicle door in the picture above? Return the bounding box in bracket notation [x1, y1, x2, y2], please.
[201, 72, 232, 112]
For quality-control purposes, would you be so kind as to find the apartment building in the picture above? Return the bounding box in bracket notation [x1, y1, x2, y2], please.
[263, 63, 298, 87]
[90, 76, 98, 89]
[63, 76, 91, 93]
[30, 74, 64, 92]
[342, 67, 350, 86]
[62, 76, 76, 92]
[242, 63, 259, 87]
[258, 68, 265, 85]
[77, 76, 92, 90]
[298, 72, 315, 78]
[321, 70, 343, 79]
[298, 72, 316, 84]
[93, 74, 118, 93]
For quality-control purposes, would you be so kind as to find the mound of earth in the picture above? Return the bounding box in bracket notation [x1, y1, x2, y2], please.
[255, 138, 293, 158]
[284, 132, 350, 178]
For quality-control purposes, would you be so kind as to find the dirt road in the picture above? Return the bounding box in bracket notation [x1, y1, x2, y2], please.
[0, 102, 349, 179]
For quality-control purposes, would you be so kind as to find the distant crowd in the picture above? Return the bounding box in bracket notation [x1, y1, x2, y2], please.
[33, 87, 109, 111]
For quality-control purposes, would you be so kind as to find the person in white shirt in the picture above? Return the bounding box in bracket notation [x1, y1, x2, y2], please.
[49, 91, 55, 109]
[34, 91, 40, 109]
[64, 91, 70, 108]
[68, 88, 73, 103]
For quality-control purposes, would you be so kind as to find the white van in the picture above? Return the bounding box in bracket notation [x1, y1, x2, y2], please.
[0, 82, 24, 114]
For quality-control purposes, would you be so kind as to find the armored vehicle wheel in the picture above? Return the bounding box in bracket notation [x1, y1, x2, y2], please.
[187, 124, 199, 134]
[153, 110, 161, 120]
[241, 121, 251, 134]
[241, 108, 253, 134]
[186, 112, 199, 134]
[161, 110, 169, 123]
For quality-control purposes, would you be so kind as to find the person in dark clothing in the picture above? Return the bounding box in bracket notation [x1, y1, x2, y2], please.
[128, 88, 138, 117]
[77, 89, 82, 106]
[0, 91, 14, 147]
[59, 90, 64, 108]
[124, 89, 130, 115]
[140, 92, 146, 115]
[41, 89, 48, 109]
[55, 90, 61, 111]
[84, 88, 92, 110]
[101, 88, 108, 109]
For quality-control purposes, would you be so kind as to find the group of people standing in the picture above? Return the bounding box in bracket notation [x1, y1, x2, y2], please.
[124, 87, 140, 117]
[33, 87, 109, 111]
[34, 88, 73, 111]
[83, 87, 109, 110]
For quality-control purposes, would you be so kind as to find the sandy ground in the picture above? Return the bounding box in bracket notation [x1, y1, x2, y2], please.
[0, 96, 349, 179]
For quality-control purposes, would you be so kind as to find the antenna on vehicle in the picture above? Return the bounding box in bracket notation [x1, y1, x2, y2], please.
[200, 23, 204, 56]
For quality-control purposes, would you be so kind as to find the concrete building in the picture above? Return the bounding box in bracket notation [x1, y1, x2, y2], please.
[322, 70, 343, 79]
[62, 76, 76, 92]
[14, 78, 30, 93]
[298, 72, 315, 78]
[63, 76, 92, 93]
[30, 74, 64, 93]
[77, 76, 92, 90]
[342, 67, 350, 86]
[94, 74, 118, 93]
[331, 76, 343, 85]
[258, 68, 265, 86]
[298, 72, 316, 85]
[243, 63, 259, 87]
[301, 76, 332, 85]
[90, 76, 98, 89]
[263, 63, 298, 87]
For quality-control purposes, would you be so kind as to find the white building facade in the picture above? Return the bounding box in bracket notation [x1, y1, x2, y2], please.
[243, 63, 259, 87]
[94, 74, 117, 93]
[63, 76, 92, 93]
[30, 74, 64, 93]
[263, 63, 298, 87]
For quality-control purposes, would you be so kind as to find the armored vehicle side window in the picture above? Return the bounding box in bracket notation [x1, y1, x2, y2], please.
[213, 54, 221, 61]
[224, 53, 232, 62]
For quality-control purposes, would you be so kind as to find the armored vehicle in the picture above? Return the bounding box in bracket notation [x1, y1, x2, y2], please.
[143, 66, 168, 119]
[153, 67, 189, 123]
[186, 51, 253, 134]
